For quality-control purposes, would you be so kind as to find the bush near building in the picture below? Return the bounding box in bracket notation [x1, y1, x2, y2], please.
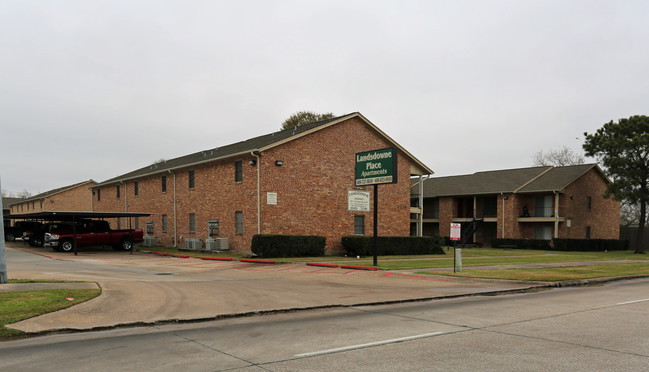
[342, 235, 445, 256]
[251, 234, 326, 257]
[491, 238, 628, 252]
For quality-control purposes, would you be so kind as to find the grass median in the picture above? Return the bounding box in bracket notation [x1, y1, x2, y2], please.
[1, 284, 101, 339]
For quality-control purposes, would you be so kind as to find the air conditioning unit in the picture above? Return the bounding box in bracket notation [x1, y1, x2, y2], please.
[216, 237, 229, 251]
[205, 238, 217, 251]
[143, 236, 157, 247]
[184, 238, 202, 250]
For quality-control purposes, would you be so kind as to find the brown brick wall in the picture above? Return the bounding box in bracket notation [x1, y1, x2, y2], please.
[562, 169, 620, 239]
[94, 117, 415, 253]
[10, 182, 95, 214]
[430, 168, 620, 242]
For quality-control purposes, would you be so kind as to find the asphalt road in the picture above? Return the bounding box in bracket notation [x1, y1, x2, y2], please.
[2, 278, 648, 371]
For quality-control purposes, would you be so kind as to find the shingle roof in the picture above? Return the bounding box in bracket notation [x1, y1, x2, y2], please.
[420, 164, 605, 197]
[94, 112, 433, 188]
[8, 180, 96, 206]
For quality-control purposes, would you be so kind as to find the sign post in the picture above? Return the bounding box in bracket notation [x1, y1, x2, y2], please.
[355, 148, 398, 267]
[450, 223, 462, 273]
[0, 178, 7, 284]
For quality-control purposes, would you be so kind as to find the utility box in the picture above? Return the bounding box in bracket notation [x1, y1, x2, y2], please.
[216, 238, 229, 251]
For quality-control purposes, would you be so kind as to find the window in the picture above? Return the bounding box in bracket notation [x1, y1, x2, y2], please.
[135, 217, 140, 230]
[586, 226, 591, 239]
[189, 213, 196, 233]
[162, 176, 167, 193]
[535, 195, 553, 217]
[97, 189, 101, 201]
[189, 170, 195, 189]
[586, 196, 592, 210]
[117, 217, 121, 230]
[134, 181, 139, 196]
[116, 185, 120, 199]
[354, 215, 365, 235]
[235, 211, 243, 234]
[235, 161, 242, 182]
[162, 214, 168, 233]
[208, 220, 219, 236]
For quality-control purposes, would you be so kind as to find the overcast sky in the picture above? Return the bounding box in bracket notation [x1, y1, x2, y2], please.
[2, 0, 648, 196]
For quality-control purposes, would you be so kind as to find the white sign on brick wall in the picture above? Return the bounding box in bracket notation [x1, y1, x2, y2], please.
[348, 190, 370, 212]
[267, 192, 277, 205]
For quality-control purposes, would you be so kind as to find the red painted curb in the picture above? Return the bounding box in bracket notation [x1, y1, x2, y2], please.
[200, 257, 234, 261]
[340, 265, 378, 271]
[240, 259, 276, 264]
[171, 254, 190, 258]
[154, 252, 169, 256]
[306, 262, 339, 268]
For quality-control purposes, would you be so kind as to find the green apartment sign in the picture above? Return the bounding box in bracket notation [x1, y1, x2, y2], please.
[355, 147, 398, 186]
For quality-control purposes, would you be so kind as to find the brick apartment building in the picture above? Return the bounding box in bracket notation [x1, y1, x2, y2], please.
[412, 164, 620, 244]
[90, 113, 433, 253]
[8, 180, 96, 216]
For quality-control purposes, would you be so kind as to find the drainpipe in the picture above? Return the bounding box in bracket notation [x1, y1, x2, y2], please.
[251, 151, 261, 234]
[554, 191, 559, 239]
[170, 170, 177, 248]
[418, 175, 424, 237]
[500, 193, 506, 238]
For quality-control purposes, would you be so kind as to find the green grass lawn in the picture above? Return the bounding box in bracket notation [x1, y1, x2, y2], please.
[0, 288, 101, 339]
[420, 262, 649, 281]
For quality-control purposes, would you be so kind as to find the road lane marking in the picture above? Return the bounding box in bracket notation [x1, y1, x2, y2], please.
[295, 332, 444, 357]
[616, 298, 649, 306]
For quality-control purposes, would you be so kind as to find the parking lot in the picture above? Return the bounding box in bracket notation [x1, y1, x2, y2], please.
[4, 243, 543, 334]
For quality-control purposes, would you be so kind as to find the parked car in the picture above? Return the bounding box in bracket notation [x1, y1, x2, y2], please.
[44, 219, 144, 252]
[27, 222, 78, 247]
[4, 221, 42, 242]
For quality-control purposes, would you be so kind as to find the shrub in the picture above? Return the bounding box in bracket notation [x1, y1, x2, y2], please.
[341, 235, 445, 256]
[251, 234, 326, 257]
[490, 238, 552, 250]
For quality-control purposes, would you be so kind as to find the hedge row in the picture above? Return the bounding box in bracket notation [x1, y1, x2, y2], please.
[251, 234, 326, 257]
[341, 235, 445, 256]
[490, 239, 552, 250]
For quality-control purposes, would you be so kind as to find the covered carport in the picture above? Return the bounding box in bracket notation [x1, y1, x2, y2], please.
[3, 211, 151, 255]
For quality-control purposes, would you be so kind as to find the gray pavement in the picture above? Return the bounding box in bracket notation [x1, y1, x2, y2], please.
[0, 244, 619, 336]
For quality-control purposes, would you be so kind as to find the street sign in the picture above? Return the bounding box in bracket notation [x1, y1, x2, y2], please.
[450, 223, 461, 241]
[355, 148, 398, 186]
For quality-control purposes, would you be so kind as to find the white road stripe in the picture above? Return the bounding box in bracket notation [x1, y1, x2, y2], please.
[616, 298, 649, 306]
[295, 332, 444, 357]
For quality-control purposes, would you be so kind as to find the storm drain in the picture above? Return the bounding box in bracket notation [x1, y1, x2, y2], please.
[155, 272, 174, 276]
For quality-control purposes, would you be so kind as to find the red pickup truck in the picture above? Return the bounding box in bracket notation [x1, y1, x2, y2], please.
[44, 220, 144, 252]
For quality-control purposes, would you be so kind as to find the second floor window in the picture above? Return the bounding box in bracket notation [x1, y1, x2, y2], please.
[116, 185, 120, 199]
[235, 161, 242, 182]
[162, 176, 167, 193]
[189, 170, 195, 189]
[134, 182, 139, 196]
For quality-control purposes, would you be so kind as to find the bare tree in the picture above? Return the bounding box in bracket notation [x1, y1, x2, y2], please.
[532, 146, 585, 167]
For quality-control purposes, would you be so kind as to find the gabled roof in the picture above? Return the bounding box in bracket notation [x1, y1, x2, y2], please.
[93, 112, 433, 188]
[8, 180, 96, 206]
[420, 164, 606, 197]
